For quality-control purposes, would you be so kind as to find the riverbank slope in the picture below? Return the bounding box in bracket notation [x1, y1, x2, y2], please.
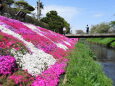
[87, 38, 115, 48]
[0, 16, 78, 86]
[60, 42, 112, 86]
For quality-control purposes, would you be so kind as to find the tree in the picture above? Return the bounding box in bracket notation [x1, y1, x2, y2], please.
[108, 21, 115, 33]
[40, 10, 70, 34]
[27, 5, 35, 11]
[5, 0, 14, 7]
[0, 0, 15, 16]
[90, 22, 110, 33]
[110, 21, 115, 27]
[15, 0, 35, 13]
[90, 25, 98, 33]
[0, 0, 14, 7]
[64, 20, 70, 33]
[14, 0, 35, 21]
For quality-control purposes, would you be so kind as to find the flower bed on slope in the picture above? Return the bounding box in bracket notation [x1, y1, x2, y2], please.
[0, 16, 78, 86]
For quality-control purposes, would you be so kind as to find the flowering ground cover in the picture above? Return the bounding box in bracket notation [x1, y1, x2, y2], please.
[0, 16, 78, 86]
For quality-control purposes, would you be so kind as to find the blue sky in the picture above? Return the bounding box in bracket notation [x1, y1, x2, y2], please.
[25, 0, 115, 33]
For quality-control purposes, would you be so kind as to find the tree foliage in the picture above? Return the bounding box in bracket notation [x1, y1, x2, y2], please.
[40, 10, 70, 34]
[15, 0, 28, 8]
[108, 21, 115, 33]
[0, 0, 14, 7]
[5, 0, 14, 7]
[27, 5, 35, 11]
[90, 22, 110, 33]
[110, 21, 115, 27]
[15, 0, 35, 13]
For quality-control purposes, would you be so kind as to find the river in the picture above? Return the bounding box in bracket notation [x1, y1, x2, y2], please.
[86, 42, 115, 86]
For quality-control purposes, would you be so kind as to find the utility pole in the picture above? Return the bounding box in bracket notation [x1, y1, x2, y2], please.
[37, 0, 41, 20]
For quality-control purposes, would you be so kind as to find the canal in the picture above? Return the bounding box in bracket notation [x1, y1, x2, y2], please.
[86, 42, 115, 86]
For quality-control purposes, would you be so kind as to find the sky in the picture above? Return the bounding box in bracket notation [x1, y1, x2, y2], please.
[25, 0, 115, 34]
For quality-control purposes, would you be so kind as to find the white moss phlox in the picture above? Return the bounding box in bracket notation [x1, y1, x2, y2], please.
[56, 43, 68, 50]
[24, 23, 69, 50]
[0, 25, 56, 76]
[64, 41, 71, 46]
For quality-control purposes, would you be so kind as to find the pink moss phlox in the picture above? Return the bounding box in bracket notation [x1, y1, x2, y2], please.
[32, 59, 68, 86]
[0, 16, 77, 59]
[9, 75, 24, 84]
[0, 56, 16, 75]
[0, 16, 79, 86]
[9, 70, 34, 84]
[0, 32, 27, 51]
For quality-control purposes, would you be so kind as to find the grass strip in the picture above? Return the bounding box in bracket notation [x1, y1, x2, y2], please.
[60, 42, 112, 86]
[87, 38, 115, 48]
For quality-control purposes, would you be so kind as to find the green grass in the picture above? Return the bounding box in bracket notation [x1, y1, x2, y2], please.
[87, 38, 115, 47]
[59, 42, 112, 86]
[111, 41, 115, 47]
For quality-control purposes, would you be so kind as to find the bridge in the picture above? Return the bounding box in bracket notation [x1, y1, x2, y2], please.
[65, 34, 115, 38]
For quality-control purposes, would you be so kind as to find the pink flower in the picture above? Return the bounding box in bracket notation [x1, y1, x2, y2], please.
[0, 16, 79, 86]
[0, 56, 16, 75]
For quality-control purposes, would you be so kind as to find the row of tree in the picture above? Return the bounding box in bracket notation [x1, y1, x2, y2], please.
[0, 0, 71, 34]
[90, 21, 115, 33]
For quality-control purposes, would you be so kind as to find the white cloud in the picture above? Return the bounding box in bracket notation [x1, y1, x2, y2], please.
[42, 5, 79, 21]
[93, 13, 104, 18]
[33, 5, 79, 23]
[31, 5, 80, 34]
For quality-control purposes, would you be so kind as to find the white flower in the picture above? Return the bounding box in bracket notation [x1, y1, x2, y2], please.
[24, 23, 69, 50]
[64, 41, 71, 46]
[0, 25, 56, 76]
[56, 43, 68, 50]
